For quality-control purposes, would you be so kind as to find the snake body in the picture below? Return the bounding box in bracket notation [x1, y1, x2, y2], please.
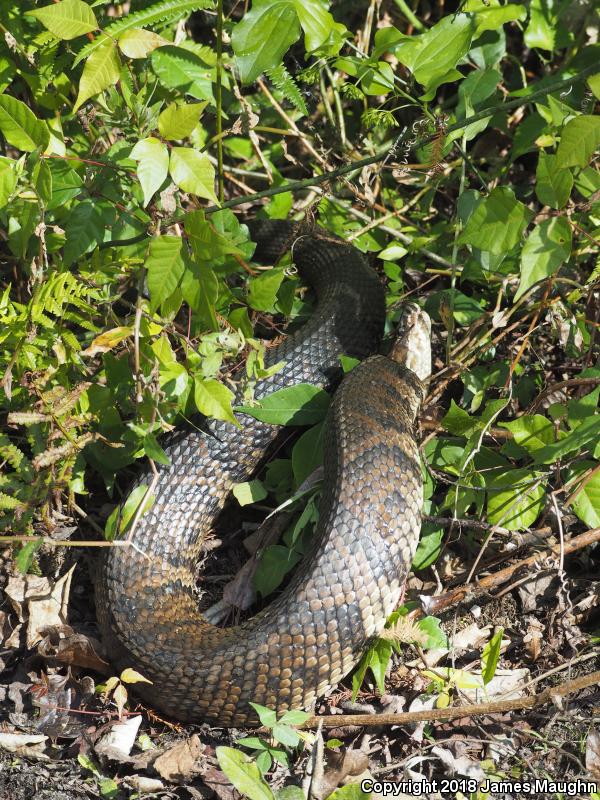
[96, 221, 428, 726]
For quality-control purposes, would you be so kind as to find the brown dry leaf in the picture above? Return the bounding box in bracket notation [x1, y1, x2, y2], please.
[0, 732, 49, 760]
[123, 775, 165, 793]
[82, 326, 133, 356]
[200, 765, 238, 800]
[37, 624, 110, 673]
[317, 749, 370, 800]
[522, 616, 544, 662]
[5, 566, 75, 648]
[586, 729, 600, 779]
[153, 734, 205, 783]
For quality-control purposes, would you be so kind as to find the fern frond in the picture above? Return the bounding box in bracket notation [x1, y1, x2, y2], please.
[73, 0, 215, 67]
[266, 65, 308, 117]
[0, 435, 28, 471]
[0, 492, 23, 511]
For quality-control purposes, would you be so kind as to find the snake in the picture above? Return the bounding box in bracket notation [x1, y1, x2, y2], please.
[96, 220, 431, 727]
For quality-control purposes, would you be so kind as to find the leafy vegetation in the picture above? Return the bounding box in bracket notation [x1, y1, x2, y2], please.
[0, 0, 599, 794]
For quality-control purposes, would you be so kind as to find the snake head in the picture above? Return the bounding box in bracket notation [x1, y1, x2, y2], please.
[390, 303, 432, 383]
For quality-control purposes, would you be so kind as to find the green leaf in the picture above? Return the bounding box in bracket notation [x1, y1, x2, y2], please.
[458, 187, 533, 255]
[118, 28, 168, 58]
[391, 13, 475, 98]
[278, 709, 310, 726]
[481, 627, 504, 684]
[417, 616, 448, 649]
[292, 0, 344, 52]
[194, 377, 238, 425]
[535, 152, 573, 209]
[441, 400, 479, 436]
[64, 199, 107, 264]
[180, 256, 219, 330]
[567, 461, 600, 528]
[412, 523, 444, 570]
[151, 45, 215, 102]
[0, 95, 50, 152]
[515, 217, 572, 300]
[556, 115, 600, 169]
[292, 422, 323, 485]
[325, 785, 370, 800]
[524, 0, 557, 51]
[143, 432, 170, 466]
[169, 147, 218, 203]
[105, 484, 155, 541]
[130, 137, 169, 207]
[0, 158, 17, 208]
[248, 269, 286, 312]
[27, 0, 97, 40]
[237, 384, 330, 426]
[248, 703, 278, 727]
[463, 0, 526, 36]
[158, 101, 207, 140]
[232, 0, 301, 85]
[486, 469, 545, 531]
[500, 414, 555, 453]
[254, 544, 301, 596]
[145, 236, 185, 311]
[232, 480, 268, 506]
[15, 540, 43, 574]
[272, 722, 300, 747]
[215, 746, 275, 800]
[532, 415, 600, 464]
[74, 37, 121, 112]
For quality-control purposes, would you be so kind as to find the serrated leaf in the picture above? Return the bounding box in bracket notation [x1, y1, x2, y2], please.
[130, 137, 169, 207]
[535, 152, 573, 209]
[27, 0, 97, 40]
[556, 115, 600, 169]
[248, 268, 286, 312]
[151, 45, 215, 102]
[237, 384, 330, 426]
[169, 147, 218, 203]
[74, 36, 121, 112]
[0, 95, 50, 152]
[145, 236, 185, 310]
[15, 540, 43, 574]
[458, 187, 533, 255]
[194, 377, 238, 425]
[118, 28, 168, 58]
[515, 217, 572, 300]
[216, 746, 275, 800]
[481, 627, 504, 684]
[158, 101, 207, 140]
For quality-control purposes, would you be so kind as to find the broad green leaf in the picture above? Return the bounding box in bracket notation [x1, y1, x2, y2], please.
[272, 722, 300, 747]
[452, 67, 500, 141]
[105, 484, 155, 541]
[441, 400, 479, 436]
[0, 95, 50, 152]
[74, 37, 121, 112]
[515, 217, 572, 300]
[232, 480, 268, 506]
[151, 45, 215, 102]
[463, 0, 526, 35]
[500, 414, 555, 453]
[118, 28, 168, 58]
[169, 148, 218, 203]
[180, 256, 219, 330]
[232, 1, 301, 84]
[158, 102, 207, 140]
[146, 236, 185, 310]
[248, 702, 278, 727]
[64, 199, 106, 264]
[486, 468, 545, 531]
[278, 709, 310, 726]
[292, 0, 345, 52]
[0, 158, 17, 207]
[567, 461, 600, 528]
[194, 377, 238, 425]
[27, 0, 97, 40]
[143, 433, 170, 466]
[535, 152, 573, 209]
[248, 269, 286, 312]
[524, 0, 556, 51]
[589, 72, 600, 101]
[215, 746, 274, 800]
[237, 384, 330, 425]
[412, 523, 444, 570]
[532, 415, 600, 464]
[392, 13, 475, 98]
[130, 137, 169, 207]
[458, 187, 533, 255]
[556, 115, 600, 169]
[292, 422, 324, 485]
[481, 627, 504, 684]
[184, 209, 244, 262]
[417, 616, 448, 649]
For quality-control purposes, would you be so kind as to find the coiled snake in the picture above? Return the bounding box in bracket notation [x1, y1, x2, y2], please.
[96, 220, 431, 726]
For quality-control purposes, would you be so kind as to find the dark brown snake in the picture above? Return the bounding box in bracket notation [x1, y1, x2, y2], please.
[96, 220, 431, 727]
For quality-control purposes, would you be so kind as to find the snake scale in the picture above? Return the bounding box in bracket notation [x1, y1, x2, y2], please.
[96, 220, 431, 727]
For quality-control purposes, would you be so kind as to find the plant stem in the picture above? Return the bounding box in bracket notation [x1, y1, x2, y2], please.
[392, 0, 425, 30]
[215, 0, 224, 203]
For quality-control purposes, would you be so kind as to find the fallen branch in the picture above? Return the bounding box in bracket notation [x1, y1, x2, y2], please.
[300, 669, 600, 729]
[423, 526, 600, 615]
